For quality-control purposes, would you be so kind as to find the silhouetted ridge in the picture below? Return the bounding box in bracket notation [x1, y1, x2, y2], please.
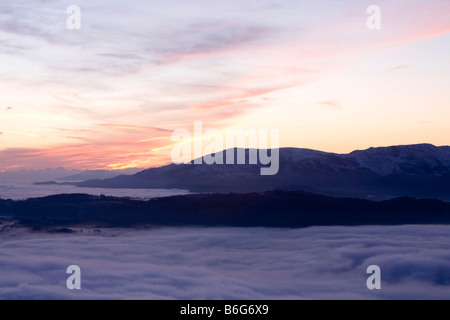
[1, 191, 449, 229]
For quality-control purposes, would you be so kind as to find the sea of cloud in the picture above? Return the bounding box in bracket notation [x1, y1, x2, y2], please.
[0, 225, 449, 300]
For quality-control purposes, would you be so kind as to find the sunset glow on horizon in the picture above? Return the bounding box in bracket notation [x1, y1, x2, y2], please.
[1, 0, 449, 171]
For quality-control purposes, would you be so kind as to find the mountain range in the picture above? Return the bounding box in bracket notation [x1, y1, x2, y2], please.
[70, 144, 450, 201]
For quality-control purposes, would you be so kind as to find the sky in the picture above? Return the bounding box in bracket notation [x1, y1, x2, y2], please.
[0, 0, 449, 170]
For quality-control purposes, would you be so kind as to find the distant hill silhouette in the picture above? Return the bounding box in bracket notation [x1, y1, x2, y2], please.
[56, 168, 142, 182]
[1, 168, 140, 184]
[1, 191, 449, 229]
[70, 144, 450, 200]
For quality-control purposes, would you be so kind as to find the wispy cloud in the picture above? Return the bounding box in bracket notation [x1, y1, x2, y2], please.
[319, 101, 341, 109]
[3, 131, 40, 138]
[191, 85, 298, 110]
[387, 65, 410, 72]
[97, 124, 171, 133]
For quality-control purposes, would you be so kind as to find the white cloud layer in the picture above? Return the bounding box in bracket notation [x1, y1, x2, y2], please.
[0, 225, 449, 300]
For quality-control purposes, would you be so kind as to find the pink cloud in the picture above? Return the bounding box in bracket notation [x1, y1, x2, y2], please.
[191, 84, 299, 111]
[387, 65, 410, 72]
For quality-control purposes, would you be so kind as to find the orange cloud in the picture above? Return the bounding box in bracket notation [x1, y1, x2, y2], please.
[0, 134, 175, 171]
[138, 136, 171, 143]
[98, 123, 171, 133]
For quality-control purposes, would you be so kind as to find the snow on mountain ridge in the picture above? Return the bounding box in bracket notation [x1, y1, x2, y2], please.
[183, 144, 450, 176]
[348, 144, 450, 175]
